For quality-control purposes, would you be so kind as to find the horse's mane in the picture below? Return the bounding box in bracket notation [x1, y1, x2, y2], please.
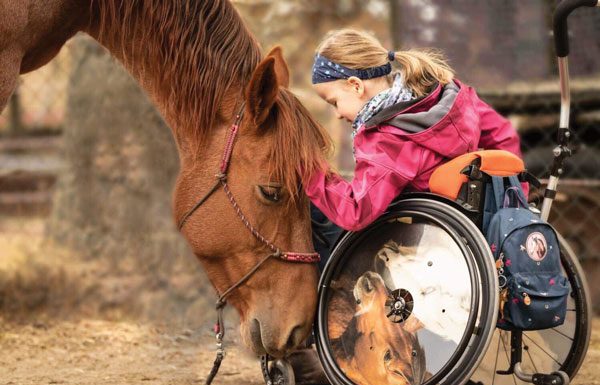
[95, 0, 332, 201]
[95, 0, 262, 145]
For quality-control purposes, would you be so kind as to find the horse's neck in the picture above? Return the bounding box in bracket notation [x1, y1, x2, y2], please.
[83, 0, 259, 160]
[7, 0, 89, 74]
[6, 0, 257, 160]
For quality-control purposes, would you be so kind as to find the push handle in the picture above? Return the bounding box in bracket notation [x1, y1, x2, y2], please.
[553, 0, 598, 57]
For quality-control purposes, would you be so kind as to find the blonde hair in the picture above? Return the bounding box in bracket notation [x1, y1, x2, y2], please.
[316, 29, 454, 97]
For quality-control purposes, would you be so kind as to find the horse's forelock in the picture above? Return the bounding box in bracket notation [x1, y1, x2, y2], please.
[268, 90, 333, 209]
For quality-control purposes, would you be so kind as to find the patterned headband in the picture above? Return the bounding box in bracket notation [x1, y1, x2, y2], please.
[311, 53, 393, 84]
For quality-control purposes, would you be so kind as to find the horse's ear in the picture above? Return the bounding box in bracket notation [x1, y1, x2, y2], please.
[266, 46, 290, 88]
[246, 56, 278, 127]
[404, 315, 425, 333]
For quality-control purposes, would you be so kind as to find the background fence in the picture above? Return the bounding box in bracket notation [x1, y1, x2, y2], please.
[389, 0, 600, 263]
[0, 47, 71, 137]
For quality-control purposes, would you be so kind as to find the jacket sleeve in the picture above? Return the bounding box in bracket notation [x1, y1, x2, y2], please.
[474, 92, 522, 157]
[473, 90, 530, 197]
[303, 156, 416, 232]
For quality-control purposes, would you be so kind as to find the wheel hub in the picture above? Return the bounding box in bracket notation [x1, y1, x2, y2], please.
[385, 288, 414, 323]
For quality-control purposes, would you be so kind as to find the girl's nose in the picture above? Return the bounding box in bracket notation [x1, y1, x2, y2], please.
[335, 111, 343, 120]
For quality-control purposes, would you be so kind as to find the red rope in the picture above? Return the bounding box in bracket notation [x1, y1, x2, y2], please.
[221, 180, 319, 263]
[220, 119, 240, 174]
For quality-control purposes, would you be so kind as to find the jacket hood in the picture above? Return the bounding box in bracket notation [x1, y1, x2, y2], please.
[362, 80, 477, 159]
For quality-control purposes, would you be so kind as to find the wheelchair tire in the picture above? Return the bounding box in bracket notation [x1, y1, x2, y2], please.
[468, 234, 592, 385]
[315, 198, 499, 385]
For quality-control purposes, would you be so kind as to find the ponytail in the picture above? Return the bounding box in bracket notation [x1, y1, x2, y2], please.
[390, 49, 454, 97]
[317, 29, 454, 97]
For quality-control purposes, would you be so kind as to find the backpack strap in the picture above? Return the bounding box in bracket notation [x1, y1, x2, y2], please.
[491, 175, 529, 209]
[503, 187, 529, 208]
[507, 175, 529, 207]
[491, 176, 507, 211]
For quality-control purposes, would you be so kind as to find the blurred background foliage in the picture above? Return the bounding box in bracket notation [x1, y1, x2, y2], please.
[0, 0, 599, 327]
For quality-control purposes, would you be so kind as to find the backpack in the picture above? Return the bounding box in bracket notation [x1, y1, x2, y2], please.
[483, 175, 570, 331]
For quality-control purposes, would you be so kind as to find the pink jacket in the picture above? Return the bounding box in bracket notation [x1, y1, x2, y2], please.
[305, 80, 525, 231]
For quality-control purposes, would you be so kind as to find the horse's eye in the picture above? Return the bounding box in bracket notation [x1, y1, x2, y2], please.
[258, 185, 282, 203]
[384, 349, 392, 362]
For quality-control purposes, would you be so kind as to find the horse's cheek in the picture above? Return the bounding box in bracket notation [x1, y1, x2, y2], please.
[345, 359, 369, 385]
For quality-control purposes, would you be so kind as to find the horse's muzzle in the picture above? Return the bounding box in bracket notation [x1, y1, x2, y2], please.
[246, 317, 309, 358]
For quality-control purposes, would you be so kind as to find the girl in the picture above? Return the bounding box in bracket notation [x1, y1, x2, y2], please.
[304, 29, 526, 268]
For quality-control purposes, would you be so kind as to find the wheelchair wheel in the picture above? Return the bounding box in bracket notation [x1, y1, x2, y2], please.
[468, 234, 592, 385]
[315, 198, 499, 385]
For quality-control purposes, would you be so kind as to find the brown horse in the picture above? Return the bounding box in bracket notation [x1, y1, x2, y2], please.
[330, 271, 427, 385]
[0, 0, 332, 357]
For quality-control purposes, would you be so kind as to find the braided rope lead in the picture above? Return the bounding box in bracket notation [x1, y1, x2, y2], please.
[205, 302, 226, 385]
[220, 180, 320, 263]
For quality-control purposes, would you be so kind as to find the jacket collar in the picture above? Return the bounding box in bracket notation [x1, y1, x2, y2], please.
[362, 82, 446, 129]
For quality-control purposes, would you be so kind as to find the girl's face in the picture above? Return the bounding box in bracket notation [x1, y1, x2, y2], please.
[313, 78, 367, 123]
[313, 77, 389, 124]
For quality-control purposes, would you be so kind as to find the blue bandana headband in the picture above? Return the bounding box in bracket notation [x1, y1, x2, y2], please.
[312, 53, 393, 84]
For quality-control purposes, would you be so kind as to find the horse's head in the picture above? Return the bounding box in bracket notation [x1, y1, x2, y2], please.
[174, 47, 331, 357]
[344, 271, 427, 385]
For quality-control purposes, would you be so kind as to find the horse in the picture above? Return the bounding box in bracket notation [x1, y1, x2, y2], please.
[374, 238, 472, 345]
[0, 0, 332, 357]
[330, 271, 427, 385]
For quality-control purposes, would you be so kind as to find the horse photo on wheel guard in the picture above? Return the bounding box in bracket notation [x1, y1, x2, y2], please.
[324, 219, 474, 384]
[329, 270, 427, 385]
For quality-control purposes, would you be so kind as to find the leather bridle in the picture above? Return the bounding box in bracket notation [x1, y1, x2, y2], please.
[177, 104, 320, 385]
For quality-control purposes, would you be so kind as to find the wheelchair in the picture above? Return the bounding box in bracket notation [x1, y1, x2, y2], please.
[312, 150, 591, 385]
[258, 2, 594, 385]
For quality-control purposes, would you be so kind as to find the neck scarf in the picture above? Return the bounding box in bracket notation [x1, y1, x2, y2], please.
[351, 74, 414, 140]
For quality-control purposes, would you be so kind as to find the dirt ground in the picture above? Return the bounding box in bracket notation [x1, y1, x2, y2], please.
[0, 317, 598, 385]
[0, 217, 259, 385]
[0, 219, 599, 385]
[0, 319, 264, 385]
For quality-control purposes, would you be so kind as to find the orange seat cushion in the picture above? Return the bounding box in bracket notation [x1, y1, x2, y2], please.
[429, 150, 525, 200]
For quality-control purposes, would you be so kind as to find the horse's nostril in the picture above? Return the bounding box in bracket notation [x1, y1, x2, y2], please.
[250, 318, 262, 349]
[285, 325, 305, 351]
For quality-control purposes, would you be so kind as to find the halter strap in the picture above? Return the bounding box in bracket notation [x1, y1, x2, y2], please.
[176, 108, 244, 231]
[219, 111, 242, 175]
[177, 105, 320, 264]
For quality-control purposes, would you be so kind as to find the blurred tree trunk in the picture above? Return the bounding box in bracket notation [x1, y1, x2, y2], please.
[47, 35, 209, 326]
[389, 0, 402, 50]
[545, 0, 558, 77]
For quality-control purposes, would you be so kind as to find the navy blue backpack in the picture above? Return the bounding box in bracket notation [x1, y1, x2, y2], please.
[483, 175, 570, 331]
